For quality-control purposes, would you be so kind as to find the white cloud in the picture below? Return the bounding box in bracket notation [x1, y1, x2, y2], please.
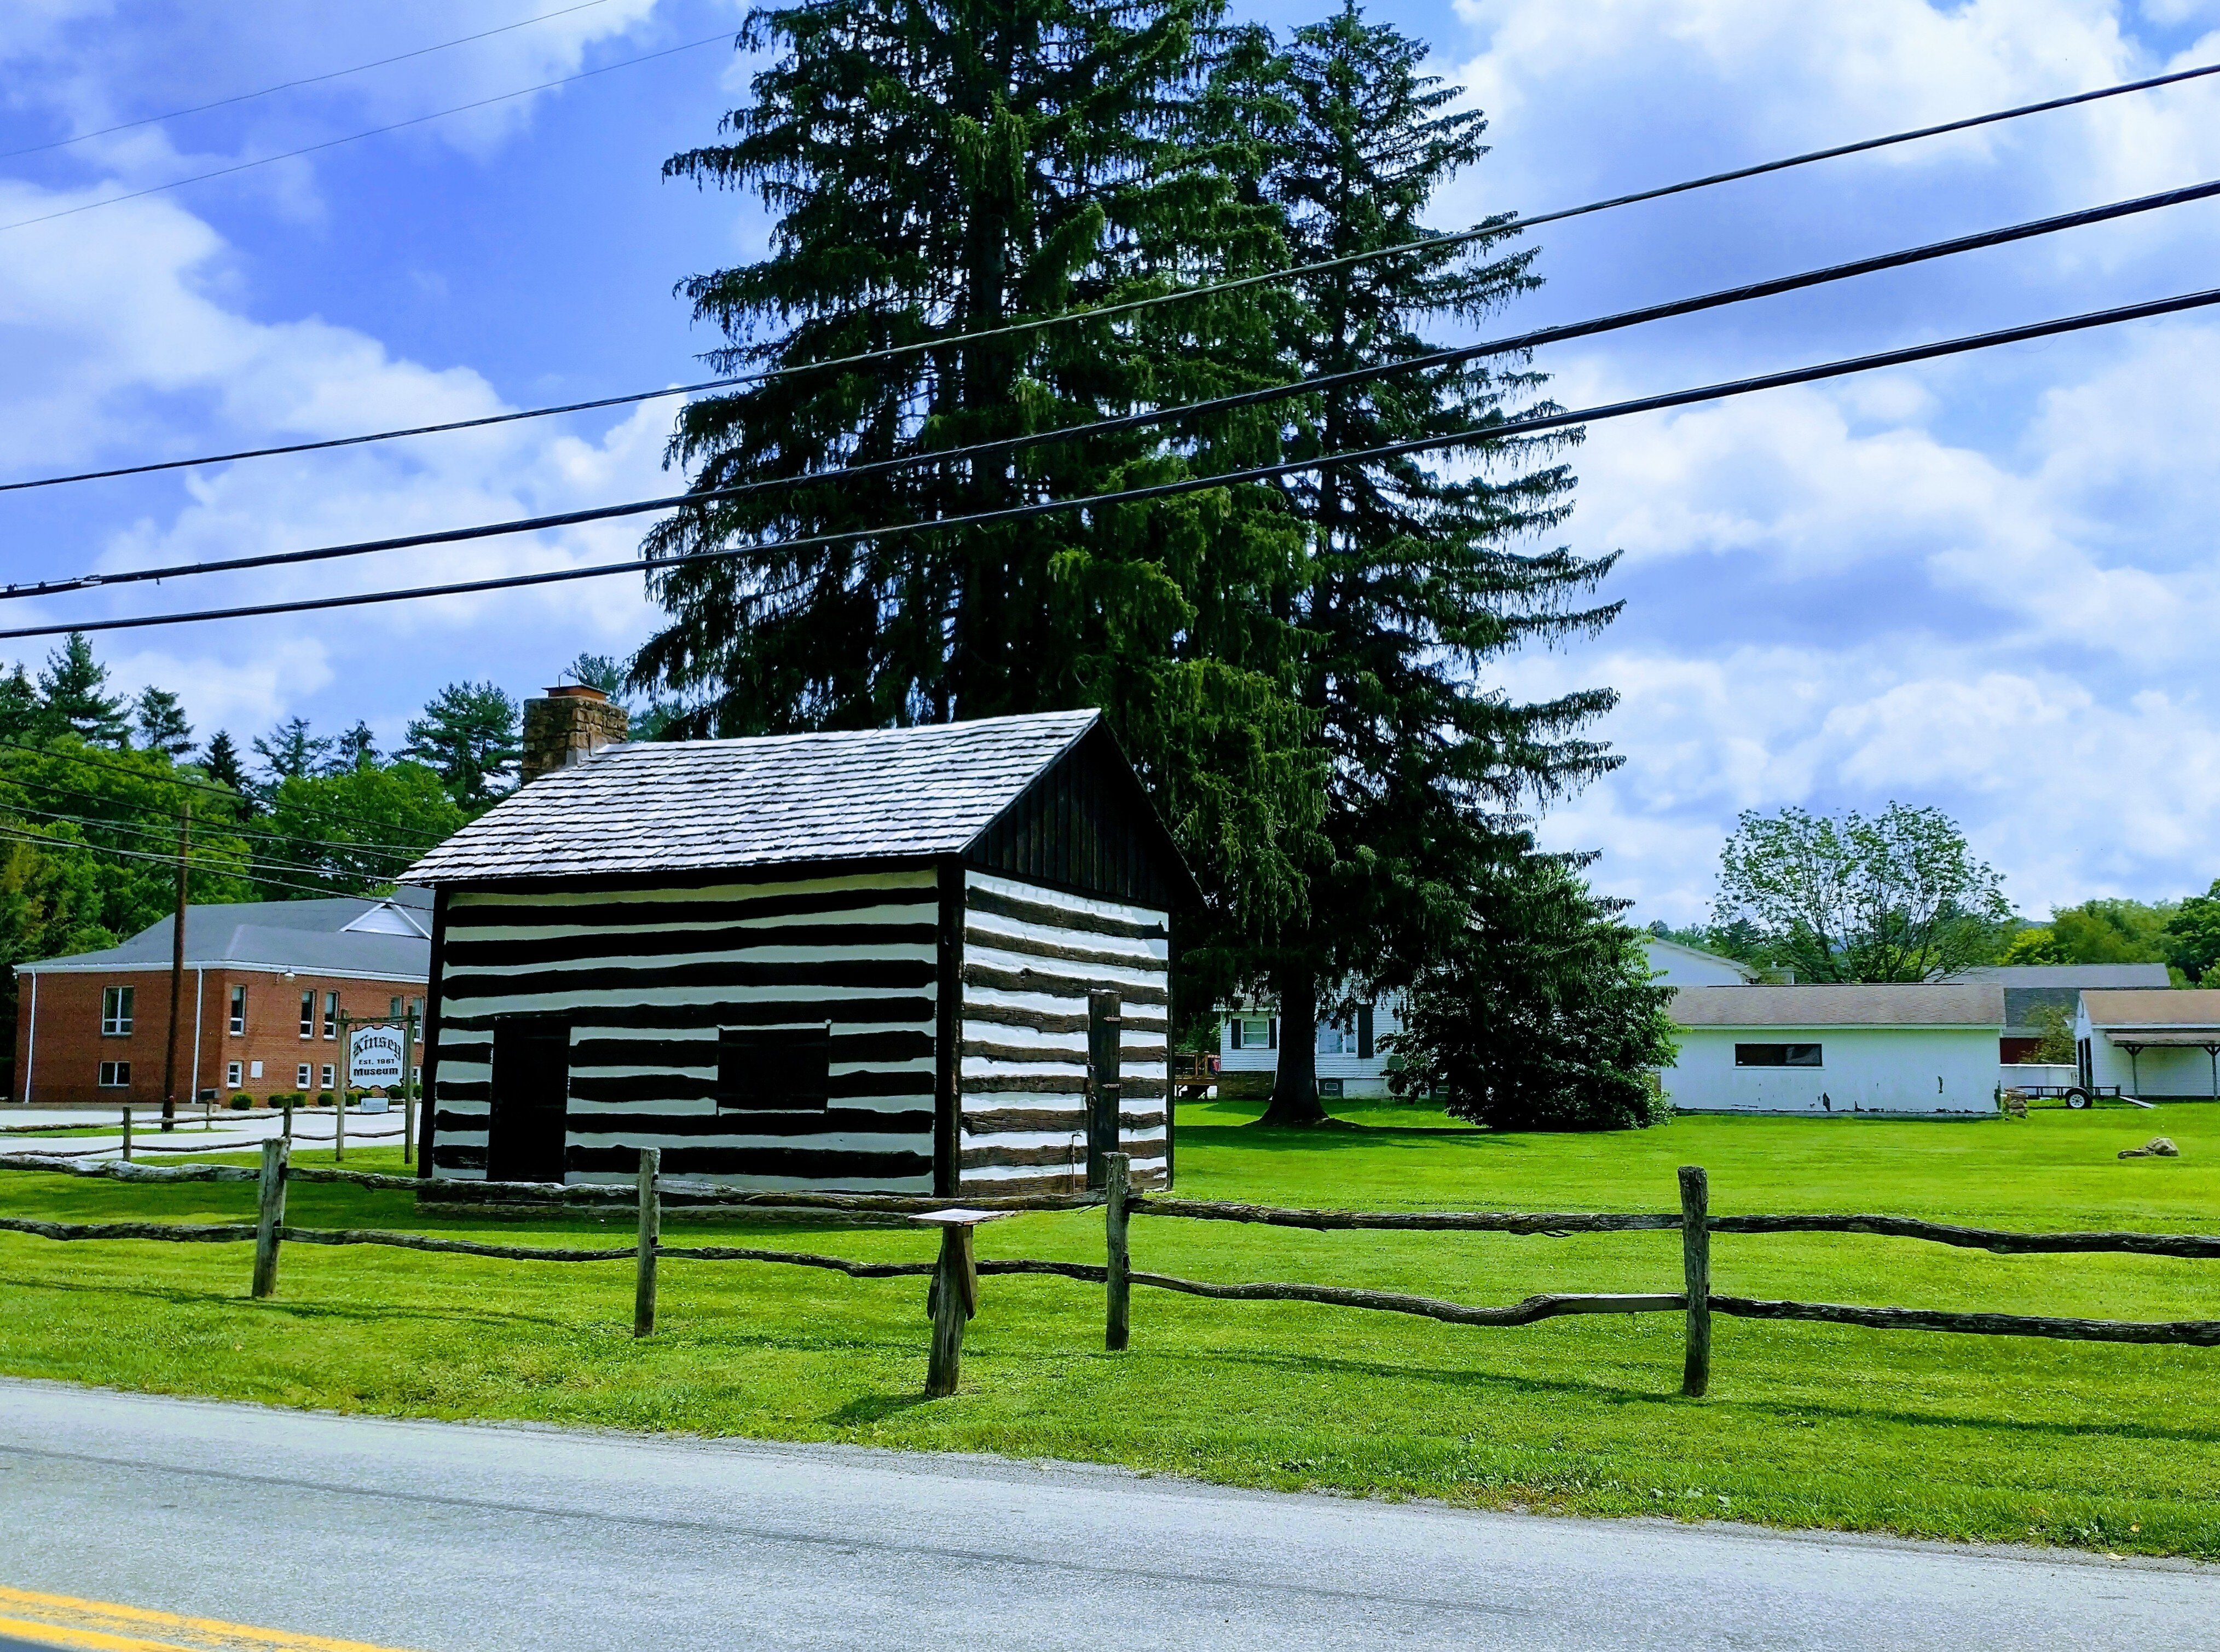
[0, 178, 668, 743]
[1, 0, 685, 181]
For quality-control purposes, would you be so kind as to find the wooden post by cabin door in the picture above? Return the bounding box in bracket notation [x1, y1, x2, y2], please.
[488, 1016, 571, 1183]
[1086, 990, 1122, 1191]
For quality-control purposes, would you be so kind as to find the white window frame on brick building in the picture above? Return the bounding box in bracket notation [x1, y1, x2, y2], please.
[319, 1064, 336, 1090]
[297, 1063, 311, 1088]
[299, 992, 314, 1038]
[97, 1060, 130, 1088]
[227, 1060, 243, 1088]
[101, 985, 133, 1036]
[229, 984, 247, 1035]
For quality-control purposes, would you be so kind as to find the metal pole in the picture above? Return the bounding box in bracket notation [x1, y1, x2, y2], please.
[120, 1106, 131, 1163]
[161, 802, 189, 1131]
[402, 1009, 417, 1165]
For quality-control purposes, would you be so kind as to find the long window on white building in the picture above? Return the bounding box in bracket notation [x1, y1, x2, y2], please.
[1735, 1043, 1823, 1068]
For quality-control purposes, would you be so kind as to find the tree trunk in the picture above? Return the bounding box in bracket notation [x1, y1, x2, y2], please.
[1257, 967, 1329, 1126]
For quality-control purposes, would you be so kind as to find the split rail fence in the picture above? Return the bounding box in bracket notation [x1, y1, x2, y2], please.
[3, 1148, 2218, 1397]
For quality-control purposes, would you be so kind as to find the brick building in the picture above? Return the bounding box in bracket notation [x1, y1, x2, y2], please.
[13, 890, 430, 1107]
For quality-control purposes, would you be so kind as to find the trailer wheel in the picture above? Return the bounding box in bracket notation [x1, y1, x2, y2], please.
[2065, 1088, 2092, 1110]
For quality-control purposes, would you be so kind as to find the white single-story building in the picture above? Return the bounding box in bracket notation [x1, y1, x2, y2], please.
[1664, 983, 2005, 1116]
[1950, 962, 2171, 1063]
[2077, 990, 2220, 1100]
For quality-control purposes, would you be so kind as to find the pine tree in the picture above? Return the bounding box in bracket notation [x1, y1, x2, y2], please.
[253, 717, 329, 788]
[200, 730, 248, 795]
[401, 681, 520, 810]
[1232, 6, 1623, 1122]
[37, 633, 130, 747]
[323, 720, 379, 775]
[0, 667, 38, 744]
[132, 686, 194, 759]
[635, 0, 1321, 1014]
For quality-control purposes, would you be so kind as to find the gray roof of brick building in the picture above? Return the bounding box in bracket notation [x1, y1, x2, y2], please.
[403, 709, 1106, 884]
[16, 891, 431, 980]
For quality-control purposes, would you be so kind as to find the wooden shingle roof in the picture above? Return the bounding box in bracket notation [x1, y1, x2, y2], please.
[405, 709, 1137, 886]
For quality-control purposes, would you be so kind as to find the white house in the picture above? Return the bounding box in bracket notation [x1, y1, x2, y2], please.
[1217, 937, 1755, 1098]
[1646, 937, 1760, 987]
[2076, 990, 2220, 1100]
[1663, 984, 2004, 1116]
[1219, 996, 1404, 1098]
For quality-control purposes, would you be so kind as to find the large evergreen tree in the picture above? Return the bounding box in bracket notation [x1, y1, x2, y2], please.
[132, 686, 194, 759]
[37, 633, 129, 747]
[401, 681, 521, 810]
[253, 717, 329, 789]
[635, 0, 1322, 1012]
[1229, 6, 1622, 1122]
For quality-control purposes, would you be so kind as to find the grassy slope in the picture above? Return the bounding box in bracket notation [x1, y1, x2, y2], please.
[3, 1102, 2217, 1556]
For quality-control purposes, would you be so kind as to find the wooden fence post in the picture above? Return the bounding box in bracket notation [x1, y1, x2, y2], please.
[926, 1225, 977, 1397]
[120, 1107, 131, 1163]
[334, 1089, 345, 1164]
[634, 1147, 660, 1338]
[282, 1096, 293, 1145]
[252, 1136, 288, 1299]
[1105, 1151, 1131, 1351]
[1679, 1164, 1711, 1397]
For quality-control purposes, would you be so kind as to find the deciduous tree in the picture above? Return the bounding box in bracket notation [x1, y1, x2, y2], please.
[1714, 803, 2011, 983]
[2165, 881, 2220, 984]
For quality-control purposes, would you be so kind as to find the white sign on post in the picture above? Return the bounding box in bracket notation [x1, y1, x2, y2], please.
[349, 1024, 407, 1088]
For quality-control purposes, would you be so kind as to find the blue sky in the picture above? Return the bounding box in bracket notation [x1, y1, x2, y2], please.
[3, 0, 2217, 925]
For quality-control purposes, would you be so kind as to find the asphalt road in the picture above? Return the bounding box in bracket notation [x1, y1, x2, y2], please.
[1, 1379, 2212, 1651]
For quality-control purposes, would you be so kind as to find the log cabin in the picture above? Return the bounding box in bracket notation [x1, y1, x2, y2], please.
[402, 694, 1195, 1195]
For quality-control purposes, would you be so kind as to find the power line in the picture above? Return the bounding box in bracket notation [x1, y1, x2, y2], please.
[0, 0, 618, 160]
[0, 783, 424, 866]
[8, 54, 2217, 496]
[8, 280, 2217, 644]
[0, 802, 404, 882]
[0, 735, 432, 845]
[0, 824, 393, 902]
[16, 171, 2219, 602]
[0, 30, 736, 236]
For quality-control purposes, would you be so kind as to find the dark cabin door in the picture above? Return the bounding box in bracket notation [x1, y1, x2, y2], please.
[488, 1016, 570, 1183]
[1085, 990, 1122, 1189]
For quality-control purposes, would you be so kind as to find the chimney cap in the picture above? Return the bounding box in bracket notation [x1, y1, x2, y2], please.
[542, 683, 610, 703]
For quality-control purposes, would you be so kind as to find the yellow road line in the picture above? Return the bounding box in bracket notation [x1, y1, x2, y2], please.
[0, 1589, 423, 1652]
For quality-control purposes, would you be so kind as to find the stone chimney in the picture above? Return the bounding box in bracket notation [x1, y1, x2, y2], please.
[520, 684, 628, 785]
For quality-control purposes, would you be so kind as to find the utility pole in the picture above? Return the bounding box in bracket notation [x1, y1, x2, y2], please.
[161, 802, 189, 1133]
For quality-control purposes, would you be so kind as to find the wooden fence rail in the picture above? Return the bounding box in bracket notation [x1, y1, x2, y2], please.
[7, 1148, 2220, 1396]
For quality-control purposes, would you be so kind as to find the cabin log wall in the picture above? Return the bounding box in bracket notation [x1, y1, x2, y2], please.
[429, 870, 939, 1189]
[957, 869, 1172, 1195]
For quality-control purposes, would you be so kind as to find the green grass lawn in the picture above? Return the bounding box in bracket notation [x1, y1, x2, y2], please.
[4, 1101, 2218, 1556]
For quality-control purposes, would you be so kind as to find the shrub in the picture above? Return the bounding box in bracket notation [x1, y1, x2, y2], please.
[314, 1091, 336, 1108]
[1392, 853, 1679, 1131]
[346, 1089, 368, 1106]
[229, 1094, 252, 1111]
